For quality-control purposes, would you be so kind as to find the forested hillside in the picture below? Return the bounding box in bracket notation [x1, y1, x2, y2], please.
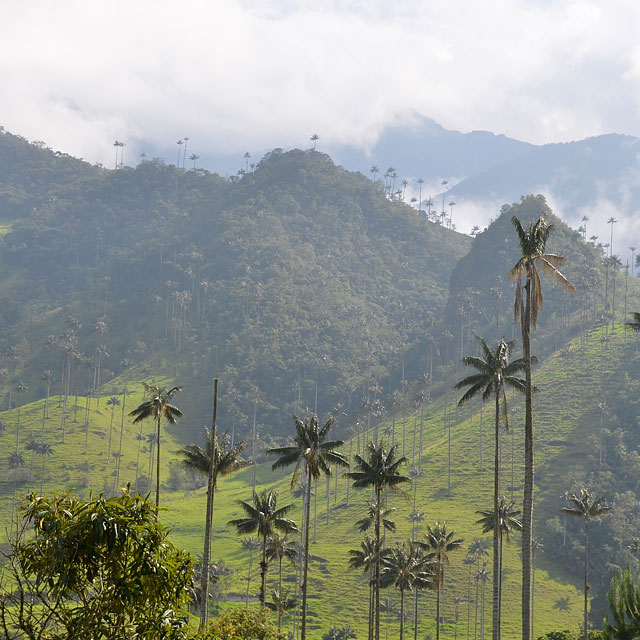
[0, 130, 470, 445]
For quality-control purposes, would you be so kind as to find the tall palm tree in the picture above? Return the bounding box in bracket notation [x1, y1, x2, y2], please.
[129, 384, 183, 507]
[531, 537, 544, 639]
[37, 441, 54, 494]
[381, 543, 432, 640]
[268, 414, 348, 640]
[455, 338, 527, 640]
[229, 490, 298, 606]
[510, 213, 574, 639]
[266, 533, 298, 631]
[348, 442, 409, 640]
[476, 498, 522, 637]
[476, 564, 490, 640]
[420, 522, 464, 640]
[241, 536, 260, 605]
[105, 395, 120, 461]
[178, 425, 246, 626]
[14, 381, 29, 453]
[561, 488, 610, 640]
[310, 134, 320, 150]
[349, 535, 381, 640]
[266, 588, 297, 631]
[41, 370, 54, 432]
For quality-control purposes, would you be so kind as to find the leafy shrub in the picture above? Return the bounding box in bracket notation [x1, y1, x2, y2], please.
[196, 608, 283, 640]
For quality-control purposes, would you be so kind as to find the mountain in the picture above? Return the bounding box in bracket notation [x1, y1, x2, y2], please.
[0, 131, 471, 444]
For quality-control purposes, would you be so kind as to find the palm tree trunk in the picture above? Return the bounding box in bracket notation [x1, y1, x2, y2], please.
[436, 581, 441, 640]
[260, 536, 268, 606]
[200, 380, 218, 629]
[155, 414, 161, 507]
[475, 576, 479, 640]
[301, 467, 312, 640]
[583, 519, 589, 640]
[492, 393, 500, 640]
[375, 485, 381, 640]
[521, 279, 533, 640]
[400, 588, 405, 640]
[278, 556, 284, 632]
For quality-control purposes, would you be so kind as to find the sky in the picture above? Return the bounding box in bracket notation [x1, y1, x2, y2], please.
[2, 1, 640, 249]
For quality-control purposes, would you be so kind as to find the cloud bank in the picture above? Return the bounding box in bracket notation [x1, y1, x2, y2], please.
[3, 1, 640, 166]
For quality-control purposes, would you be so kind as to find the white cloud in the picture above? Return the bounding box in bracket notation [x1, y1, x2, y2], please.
[2, 0, 640, 167]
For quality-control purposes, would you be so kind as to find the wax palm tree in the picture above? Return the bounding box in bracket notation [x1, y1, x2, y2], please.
[37, 441, 54, 494]
[349, 535, 381, 640]
[476, 497, 522, 637]
[229, 490, 298, 606]
[266, 533, 298, 631]
[105, 395, 120, 461]
[310, 134, 320, 150]
[476, 564, 490, 640]
[266, 588, 297, 631]
[241, 536, 260, 604]
[348, 442, 409, 640]
[41, 369, 54, 428]
[456, 337, 527, 640]
[14, 381, 28, 453]
[381, 543, 432, 640]
[626, 311, 640, 332]
[356, 500, 397, 534]
[420, 522, 464, 640]
[561, 488, 610, 640]
[129, 384, 183, 507]
[510, 212, 574, 639]
[531, 536, 544, 639]
[268, 414, 348, 640]
[178, 425, 246, 625]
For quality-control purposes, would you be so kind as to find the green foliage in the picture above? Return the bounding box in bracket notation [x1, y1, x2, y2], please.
[197, 608, 283, 640]
[602, 568, 640, 639]
[0, 487, 194, 639]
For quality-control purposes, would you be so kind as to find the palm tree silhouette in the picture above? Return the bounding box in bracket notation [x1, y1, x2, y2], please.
[420, 522, 464, 640]
[178, 425, 246, 625]
[241, 536, 261, 605]
[310, 134, 320, 150]
[266, 587, 297, 631]
[348, 441, 409, 640]
[455, 337, 527, 640]
[266, 533, 298, 631]
[476, 497, 522, 638]
[105, 395, 120, 461]
[349, 535, 382, 640]
[229, 490, 298, 606]
[510, 212, 574, 639]
[269, 414, 347, 640]
[129, 384, 183, 507]
[561, 488, 610, 640]
[381, 543, 432, 640]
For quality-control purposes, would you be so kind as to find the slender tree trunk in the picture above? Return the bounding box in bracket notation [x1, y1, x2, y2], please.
[301, 467, 312, 640]
[584, 519, 589, 640]
[260, 536, 268, 606]
[492, 393, 500, 640]
[400, 588, 405, 640]
[200, 379, 218, 629]
[521, 279, 533, 640]
[436, 581, 441, 640]
[155, 414, 161, 507]
[375, 485, 381, 640]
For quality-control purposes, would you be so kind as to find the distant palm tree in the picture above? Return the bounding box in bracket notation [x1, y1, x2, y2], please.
[510, 212, 574, 639]
[456, 338, 527, 640]
[381, 543, 432, 640]
[229, 490, 298, 606]
[241, 536, 261, 605]
[105, 395, 120, 461]
[348, 442, 409, 640]
[190, 153, 200, 169]
[349, 535, 381, 640]
[41, 369, 54, 430]
[14, 381, 29, 453]
[310, 134, 320, 150]
[129, 384, 183, 507]
[476, 564, 490, 640]
[178, 424, 246, 625]
[561, 489, 610, 640]
[531, 537, 544, 638]
[37, 441, 54, 494]
[476, 497, 522, 637]
[266, 588, 297, 630]
[420, 522, 464, 640]
[266, 533, 298, 631]
[370, 166, 380, 182]
[269, 414, 347, 640]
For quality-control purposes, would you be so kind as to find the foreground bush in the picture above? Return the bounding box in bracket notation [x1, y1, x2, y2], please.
[0, 488, 193, 640]
[196, 608, 283, 640]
